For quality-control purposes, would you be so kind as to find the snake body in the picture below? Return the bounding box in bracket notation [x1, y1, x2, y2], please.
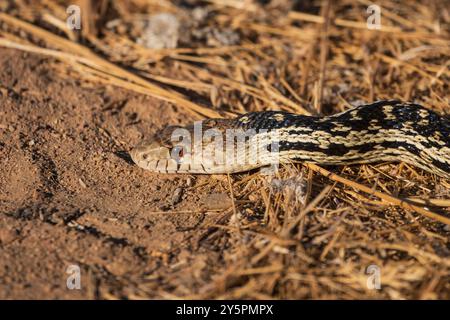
[130, 100, 450, 178]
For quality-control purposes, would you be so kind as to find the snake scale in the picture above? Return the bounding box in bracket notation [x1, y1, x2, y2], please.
[130, 100, 450, 178]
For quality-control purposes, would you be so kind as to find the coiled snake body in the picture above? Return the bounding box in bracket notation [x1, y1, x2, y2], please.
[130, 100, 450, 178]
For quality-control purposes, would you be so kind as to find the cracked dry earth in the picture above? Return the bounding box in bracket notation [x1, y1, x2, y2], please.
[0, 48, 235, 299]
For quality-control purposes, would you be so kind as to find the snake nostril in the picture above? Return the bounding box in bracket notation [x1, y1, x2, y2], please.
[142, 153, 148, 160]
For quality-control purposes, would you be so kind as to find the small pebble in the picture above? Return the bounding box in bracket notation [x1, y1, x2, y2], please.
[185, 177, 193, 187]
[202, 193, 232, 210]
[78, 178, 87, 189]
[137, 13, 180, 49]
[170, 188, 183, 205]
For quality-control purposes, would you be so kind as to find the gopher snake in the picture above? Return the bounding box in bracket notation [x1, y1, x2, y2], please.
[130, 100, 450, 178]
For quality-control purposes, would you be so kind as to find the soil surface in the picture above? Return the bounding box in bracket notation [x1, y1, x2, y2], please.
[0, 48, 233, 299]
[0, 3, 449, 298]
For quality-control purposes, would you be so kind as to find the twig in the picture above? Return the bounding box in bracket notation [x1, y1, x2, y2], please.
[0, 13, 220, 118]
[227, 173, 241, 233]
[305, 163, 450, 226]
[315, 0, 332, 113]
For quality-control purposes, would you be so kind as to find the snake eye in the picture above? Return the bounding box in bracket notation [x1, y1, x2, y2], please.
[177, 146, 184, 158]
[172, 145, 185, 163]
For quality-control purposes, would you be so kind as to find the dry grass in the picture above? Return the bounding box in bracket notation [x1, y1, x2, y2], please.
[0, 0, 449, 299]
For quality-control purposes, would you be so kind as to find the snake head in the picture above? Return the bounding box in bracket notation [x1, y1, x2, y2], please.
[130, 125, 193, 172]
[129, 118, 277, 174]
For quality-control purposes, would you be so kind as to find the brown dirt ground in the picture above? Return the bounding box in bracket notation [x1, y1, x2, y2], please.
[0, 0, 449, 300]
[1, 46, 449, 300]
[0, 47, 225, 299]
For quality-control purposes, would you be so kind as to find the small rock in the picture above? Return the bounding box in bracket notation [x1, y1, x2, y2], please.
[158, 205, 170, 211]
[185, 177, 194, 187]
[137, 13, 180, 49]
[192, 7, 208, 21]
[78, 178, 87, 189]
[202, 193, 232, 210]
[170, 187, 183, 205]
